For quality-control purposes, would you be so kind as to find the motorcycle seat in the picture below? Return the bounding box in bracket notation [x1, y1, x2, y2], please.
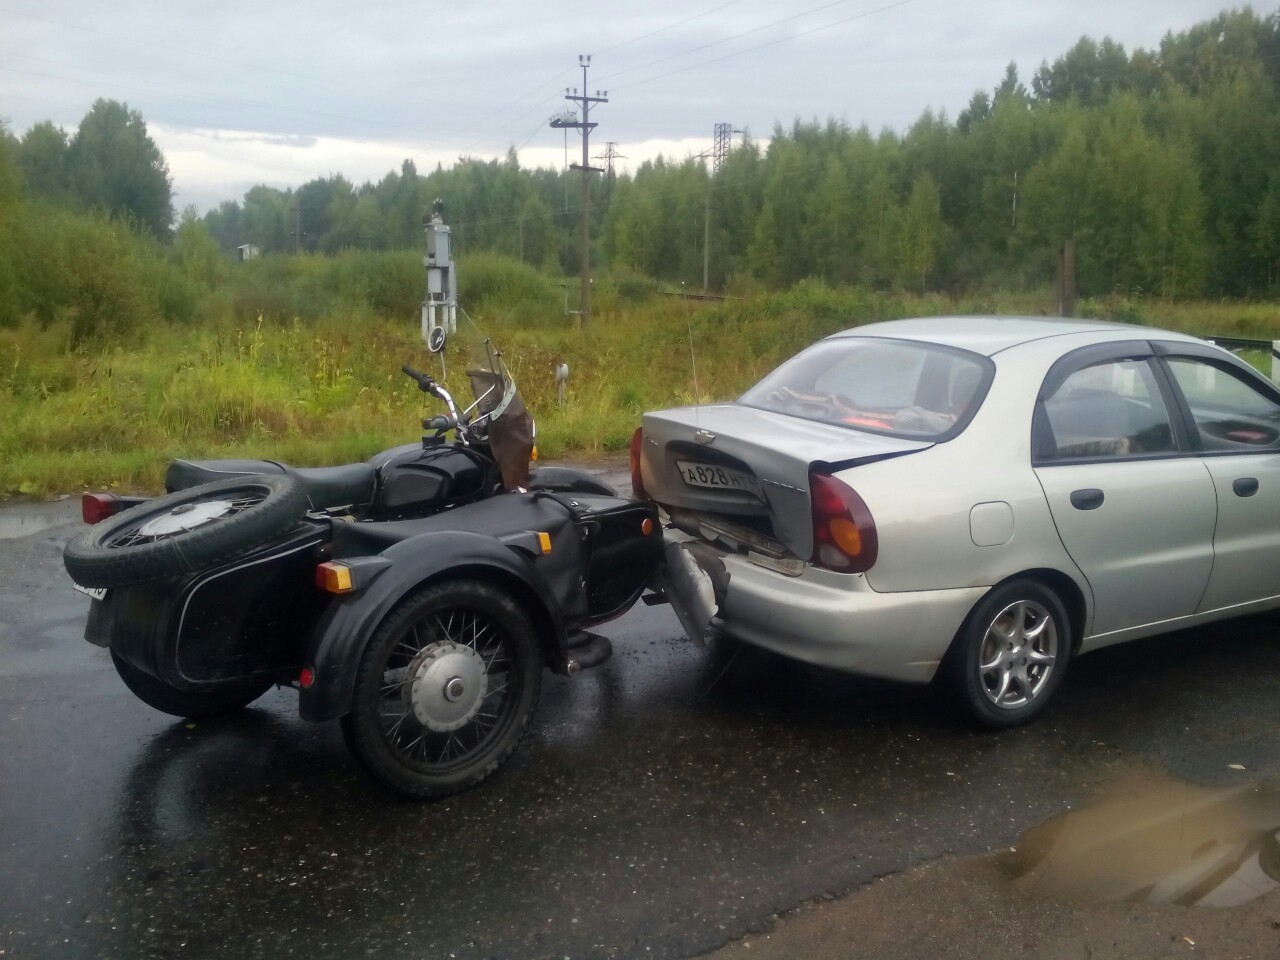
[166, 458, 377, 510]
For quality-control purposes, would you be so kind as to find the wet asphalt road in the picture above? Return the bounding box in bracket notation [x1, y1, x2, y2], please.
[2, 495, 1280, 959]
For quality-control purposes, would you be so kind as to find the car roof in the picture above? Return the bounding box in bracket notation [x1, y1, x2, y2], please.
[829, 315, 1204, 357]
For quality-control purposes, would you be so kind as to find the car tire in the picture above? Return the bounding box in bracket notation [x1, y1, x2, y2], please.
[63, 475, 308, 588]
[111, 651, 275, 718]
[340, 579, 542, 800]
[942, 579, 1071, 729]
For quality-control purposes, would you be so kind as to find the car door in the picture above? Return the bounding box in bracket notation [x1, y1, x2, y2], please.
[1032, 344, 1216, 638]
[1157, 347, 1280, 613]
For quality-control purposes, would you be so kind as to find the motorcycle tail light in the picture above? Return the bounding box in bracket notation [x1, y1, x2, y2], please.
[299, 666, 316, 689]
[82, 493, 122, 525]
[630, 427, 647, 499]
[810, 472, 878, 574]
[316, 562, 355, 594]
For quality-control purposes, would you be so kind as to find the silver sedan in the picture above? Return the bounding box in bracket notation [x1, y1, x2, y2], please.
[637, 316, 1280, 726]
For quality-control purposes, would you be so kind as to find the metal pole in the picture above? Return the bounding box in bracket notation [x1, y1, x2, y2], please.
[580, 60, 592, 329]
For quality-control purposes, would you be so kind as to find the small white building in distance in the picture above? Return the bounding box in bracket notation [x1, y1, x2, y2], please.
[236, 244, 260, 262]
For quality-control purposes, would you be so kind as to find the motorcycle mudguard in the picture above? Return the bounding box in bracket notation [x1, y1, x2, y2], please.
[300, 523, 576, 723]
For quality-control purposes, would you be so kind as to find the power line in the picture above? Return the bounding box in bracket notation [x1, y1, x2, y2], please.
[608, 0, 919, 93]
[598, 0, 866, 86]
[596, 0, 750, 55]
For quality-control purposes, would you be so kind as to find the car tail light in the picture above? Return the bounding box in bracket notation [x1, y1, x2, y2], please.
[82, 493, 122, 525]
[810, 472, 878, 573]
[630, 427, 647, 499]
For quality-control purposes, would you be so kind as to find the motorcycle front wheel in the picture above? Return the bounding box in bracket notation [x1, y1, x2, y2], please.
[341, 579, 542, 800]
[63, 475, 308, 588]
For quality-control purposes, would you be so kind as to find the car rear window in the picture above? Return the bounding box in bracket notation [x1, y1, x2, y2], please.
[738, 337, 992, 440]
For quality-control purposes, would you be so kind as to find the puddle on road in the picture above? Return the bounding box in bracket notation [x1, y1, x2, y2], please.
[0, 500, 80, 540]
[0, 512, 64, 540]
[1000, 771, 1280, 908]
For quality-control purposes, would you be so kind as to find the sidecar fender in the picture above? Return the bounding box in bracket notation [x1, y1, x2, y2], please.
[299, 529, 567, 722]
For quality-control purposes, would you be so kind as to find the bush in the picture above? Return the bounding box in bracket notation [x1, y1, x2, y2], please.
[458, 252, 559, 319]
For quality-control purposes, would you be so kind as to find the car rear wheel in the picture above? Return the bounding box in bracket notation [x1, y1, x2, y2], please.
[943, 579, 1071, 728]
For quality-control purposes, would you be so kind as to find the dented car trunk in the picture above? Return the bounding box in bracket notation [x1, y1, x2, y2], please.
[638, 403, 932, 561]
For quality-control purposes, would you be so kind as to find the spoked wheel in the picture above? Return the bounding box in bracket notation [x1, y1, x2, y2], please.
[943, 579, 1071, 728]
[341, 579, 542, 800]
[63, 475, 307, 588]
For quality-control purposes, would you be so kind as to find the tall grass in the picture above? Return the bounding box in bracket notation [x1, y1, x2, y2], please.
[1, 243, 1278, 496]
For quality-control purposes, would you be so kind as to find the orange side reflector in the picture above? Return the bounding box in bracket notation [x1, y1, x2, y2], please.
[641, 518, 654, 536]
[538, 532, 552, 554]
[316, 562, 354, 593]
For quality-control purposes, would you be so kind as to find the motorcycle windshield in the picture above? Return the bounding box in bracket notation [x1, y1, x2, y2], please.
[468, 368, 534, 490]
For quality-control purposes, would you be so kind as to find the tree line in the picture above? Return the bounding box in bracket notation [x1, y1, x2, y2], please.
[5, 7, 1280, 300]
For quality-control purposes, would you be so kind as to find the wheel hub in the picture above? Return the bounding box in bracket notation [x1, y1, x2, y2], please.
[404, 642, 488, 732]
[979, 599, 1056, 709]
[136, 499, 235, 538]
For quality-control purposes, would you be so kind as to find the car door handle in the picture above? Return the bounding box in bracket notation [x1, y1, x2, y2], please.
[1069, 488, 1105, 510]
[1232, 477, 1259, 497]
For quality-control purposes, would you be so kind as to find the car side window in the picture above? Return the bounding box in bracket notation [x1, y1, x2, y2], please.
[1165, 358, 1280, 451]
[1036, 359, 1177, 461]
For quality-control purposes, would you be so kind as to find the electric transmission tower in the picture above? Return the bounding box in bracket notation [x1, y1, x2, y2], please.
[550, 56, 608, 331]
[595, 141, 625, 178]
[703, 122, 739, 292]
[712, 122, 733, 171]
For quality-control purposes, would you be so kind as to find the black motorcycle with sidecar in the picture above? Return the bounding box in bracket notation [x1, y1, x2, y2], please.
[62, 352, 664, 799]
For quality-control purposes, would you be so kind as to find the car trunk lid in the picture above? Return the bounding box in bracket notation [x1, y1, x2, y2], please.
[640, 404, 932, 560]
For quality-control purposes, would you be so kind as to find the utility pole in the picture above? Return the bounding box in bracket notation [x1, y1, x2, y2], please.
[703, 122, 737, 293]
[550, 55, 607, 331]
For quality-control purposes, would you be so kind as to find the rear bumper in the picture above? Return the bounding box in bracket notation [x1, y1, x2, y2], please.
[679, 541, 986, 684]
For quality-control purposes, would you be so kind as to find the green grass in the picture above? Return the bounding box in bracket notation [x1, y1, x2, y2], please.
[3, 283, 1279, 497]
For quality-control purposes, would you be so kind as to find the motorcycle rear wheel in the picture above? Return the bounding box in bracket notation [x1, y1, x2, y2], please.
[64, 475, 308, 588]
[341, 579, 542, 800]
[111, 651, 275, 718]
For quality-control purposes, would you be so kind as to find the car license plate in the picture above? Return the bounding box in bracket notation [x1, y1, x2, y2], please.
[676, 460, 763, 498]
[72, 583, 107, 601]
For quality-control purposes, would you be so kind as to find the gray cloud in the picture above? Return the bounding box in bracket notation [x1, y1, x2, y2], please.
[0, 0, 1241, 209]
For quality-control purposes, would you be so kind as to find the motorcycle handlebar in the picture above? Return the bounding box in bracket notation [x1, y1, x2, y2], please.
[402, 365, 435, 392]
[402, 360, 468, 443]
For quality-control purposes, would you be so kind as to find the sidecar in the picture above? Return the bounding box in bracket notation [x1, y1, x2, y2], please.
[76, 489, 663, 799]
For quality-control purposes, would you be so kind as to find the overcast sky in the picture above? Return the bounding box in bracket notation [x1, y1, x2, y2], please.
[0, 0, 1247, 212]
